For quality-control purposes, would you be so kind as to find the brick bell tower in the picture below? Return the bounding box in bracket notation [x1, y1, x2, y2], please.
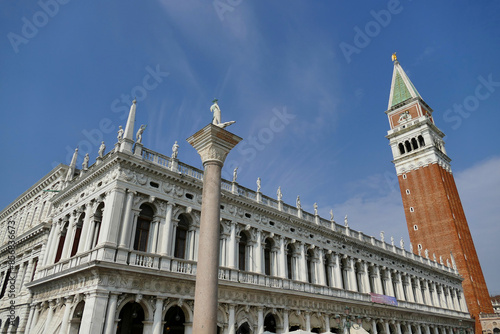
[385, 55, 493, 332]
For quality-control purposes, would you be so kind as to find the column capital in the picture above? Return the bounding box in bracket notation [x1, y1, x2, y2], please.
[187, 123, 242, 165]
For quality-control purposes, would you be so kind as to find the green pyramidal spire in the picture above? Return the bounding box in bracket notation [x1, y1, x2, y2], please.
[388, 59, 421, 109]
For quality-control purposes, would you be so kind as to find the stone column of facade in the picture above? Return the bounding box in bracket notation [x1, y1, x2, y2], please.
[299, 242, 307, 282]
[417, 324, 423, 334]
[103, 292, 120, 334]
[374, 265, 384, 294]
[255, 229, 263, 274]
[361, 261, 370, 293]
[384, 320, 391, 334]
[372, 320, 378, 334]
[317, 249, 326, 286]
[394, 272, 405, 301]
[430, 282, 440, 307]
[149, 217, 160, 253]
[457, 290, 468, 312]
[77, 203, 94, 253]
[414, 279, 424, 304]
[451, 289, 461, 311]
[279, 236, 287, 278]
[423, 280, 432, 306]
[59, 296, 74, 334]
[444, 287, 454, 310]
[257, 307, 264, 333]
[21, 257, 35, 291]
[404, 275, 415, 303]
[24, 304, 36, 334]
[187, 123, 241, 334]
[348, 257, 357, 291]
[424, 325, 431, 334]
[305, 312, 311, 332]
[42, 222, 57, 266]
[227, 304, 236, 334]
[61, 213, 76, 259]
[98, 187, 126, 248]
[43, 300, 56, 334]
[152, 297, 164, 334]
[407, 323, 413, 334]
[118, 190, 136, 249]
[325, 315, 330, 332]
[79, 290, 110, 334]
[29, 303, 41, 332]
[227, 222, 237, 269]
[283, 310, 289, 333]
[333, 254, 342, 289]
[386, 269, 395, 297]
[47, 220, 63, 264]
[396, 321, 402, 334]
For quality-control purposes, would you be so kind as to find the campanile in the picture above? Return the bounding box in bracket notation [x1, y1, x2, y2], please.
[385, 55, 493, 332]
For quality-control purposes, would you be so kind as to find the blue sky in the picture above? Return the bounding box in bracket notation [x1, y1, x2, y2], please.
[1, 1, 499, 294]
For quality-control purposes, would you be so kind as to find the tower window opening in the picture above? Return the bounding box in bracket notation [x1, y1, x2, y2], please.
[413, 225, 418, 230]
[411, 138, 418, 150]
[406, 189, 410, 195]
[405, 141, 412, 152]
[418, 135, 425, 147]
[409, 207, 414, 212]
[398, 143, 405, 155]
[418, 244, 422, 250]
[402, 174, 407, 179]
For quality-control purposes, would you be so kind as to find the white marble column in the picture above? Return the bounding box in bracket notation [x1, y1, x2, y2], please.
[257, 307, 264, 333]
[227, 222, 237, 269]
[255, 230, 263, 274]
[279, 237, 287, 278]
[159, 203, 174, 256]
[24, 304, 36, 334]
[394, 272, 405, 301]
[299, 243, 307, 282]
[228, 304, 236, 334]
[361, 262, 370, 293]
[348, 258, 357, 291]
[445, 287, 454, 310]
[59, 296, 74, 334]
[374, 266, 383, 294]
[98, 187, 126, 247]
[43, 301, 56, 334]
[118, 190, 136, 249]
[152, 297, 164, 334]
[371, 320, 378, 334]
[333, 254, 342, 289]
[78, 204, 94, 253]
[404, 275, 415, 303]
[79, 291, 109, 334]
[317, 249, 326, 286]
[415, 279, 424, 304]
[29, 303, 41, 332]
[325, 315, 330, 332]
[61, 212, 78, 259]
[305, 312, 311, 332]
[396, 321, 402, 334]
[104, 293, 120, 334]
[283, 310, 289, 333]
[386, 270, 395, 297]
[43, 222, 57, 266]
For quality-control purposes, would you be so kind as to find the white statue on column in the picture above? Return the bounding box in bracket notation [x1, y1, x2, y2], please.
[424, 249, 429, 258]
[344, 215, 349, 227]
[296, 196, 301, 210]
[98, 141, 106, 158]
[136, 124, 147, 143]
[82, 153, 89, 170]
[314, 203, 318, 215]
[329, 210, 334, 222]
[172, 141, 179, 159]
[256, 177, 261, 192]
[210, 99, 235, 129]
[117, 126, 124, 141]
[380, 231, 385, 242]
[232, 167, 238, 183]
[400, 237, 405, 249]
[391, 236, 395, 246]
[409, 242, 413, 253]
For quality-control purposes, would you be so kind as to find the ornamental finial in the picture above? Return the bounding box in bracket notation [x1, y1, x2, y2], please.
[392, 52, 397, 62]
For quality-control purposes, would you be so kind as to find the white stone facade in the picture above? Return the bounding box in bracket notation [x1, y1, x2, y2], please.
[0, 113, 474, 334]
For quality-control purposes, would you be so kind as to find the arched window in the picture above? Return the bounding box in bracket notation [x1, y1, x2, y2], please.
[237, 322, 251, 334]
[116, 302, 145, 334]
[306, 249, 314, 284]
[133, 204, 154, 252]
[286, 244, 294, 280]
[238, 232, 248, 271]
[70, 301, 85, 333]
[164, 306, 185, 334]
[264, 313, 277, 333]
[70, 213, 84, 257]
[405, 140, 412, 153]
[264, 238, 274, 276]
[418, 135, 425, 147]
[411, 138, 418, 150]
[398, 143, 405, 155]
[174, 214, 189, 259]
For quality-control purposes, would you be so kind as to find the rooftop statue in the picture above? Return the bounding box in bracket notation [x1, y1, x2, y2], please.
[314, 203, 318, 216]
[232, 167, 238, 183]
[256, 177, 261, 192]
[277, 186, 282, 201]
[296, 196, 301, 210]
[82, 153, 89, 170]
[117, 125, 124, 141]
[136, 124, 147, 143]
[172, 141, 179, 159]
[98, 141, 106, 158]
[210, 99, 235, 129]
